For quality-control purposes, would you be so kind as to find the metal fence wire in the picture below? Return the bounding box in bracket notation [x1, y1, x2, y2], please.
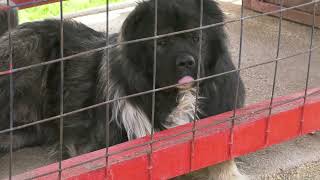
[0, 0, 319, 179]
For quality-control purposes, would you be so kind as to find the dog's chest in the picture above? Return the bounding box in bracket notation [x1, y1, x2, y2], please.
[162, 89, 201, 129]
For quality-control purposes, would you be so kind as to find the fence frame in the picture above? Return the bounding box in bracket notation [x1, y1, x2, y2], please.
[1, 0, 319, 179]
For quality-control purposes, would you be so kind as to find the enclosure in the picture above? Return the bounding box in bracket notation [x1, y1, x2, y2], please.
[0, 0, 319, 179]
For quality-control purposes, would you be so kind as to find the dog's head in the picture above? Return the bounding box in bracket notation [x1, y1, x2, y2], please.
[120, 0, 224, 90]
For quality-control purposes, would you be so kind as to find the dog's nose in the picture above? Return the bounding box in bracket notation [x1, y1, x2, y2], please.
[176, 55, 196, 69]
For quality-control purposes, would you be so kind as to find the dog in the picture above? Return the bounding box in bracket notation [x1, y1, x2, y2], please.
[0, 0, 246, 179]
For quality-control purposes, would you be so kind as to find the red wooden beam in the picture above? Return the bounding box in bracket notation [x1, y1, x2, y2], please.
[11, 0, 60, 9]
[10, 88, 320, 180]
[243, 0, 320, 28]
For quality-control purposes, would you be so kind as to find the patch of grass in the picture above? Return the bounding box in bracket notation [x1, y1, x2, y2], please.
[19, 0, 123, 23]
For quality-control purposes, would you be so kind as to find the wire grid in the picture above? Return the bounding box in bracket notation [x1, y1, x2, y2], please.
[104, 0, 111, 178]
[147, 0, 158, 178]
[1, 0, 319, 179]
[5, 0, 14, 179]
[189, 0, 204, 171]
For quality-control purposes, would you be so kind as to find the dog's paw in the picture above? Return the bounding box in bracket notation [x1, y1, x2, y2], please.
[210, 170, 248, 180]
[207, 160, 248, 180]
[231, 173, 249, 180]
[47, 143, 71, 160]
[48, 141, 97, 160]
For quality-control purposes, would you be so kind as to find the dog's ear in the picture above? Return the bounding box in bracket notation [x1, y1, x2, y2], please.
[199, 0, 227, 76]
[0, 4, 19, 37]
[120, 2, 153, 41]
[203, 29, 229, 76]
[202, 0, 224, 25]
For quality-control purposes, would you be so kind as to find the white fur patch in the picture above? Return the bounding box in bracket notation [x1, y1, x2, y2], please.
[162, 88, 203, 129]
[108, 86, 202, 139]
[119, 100, 152, 139]
[173, 160, 247, 180]
[99, 53, 153, 140]
[110, 86, 152, 140]
[207, 160, 248, 180]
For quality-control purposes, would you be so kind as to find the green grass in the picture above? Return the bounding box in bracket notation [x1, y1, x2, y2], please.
[19, 0, 123, 23]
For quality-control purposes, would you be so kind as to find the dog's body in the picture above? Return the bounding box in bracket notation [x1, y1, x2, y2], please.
[0, 0, 245, 179]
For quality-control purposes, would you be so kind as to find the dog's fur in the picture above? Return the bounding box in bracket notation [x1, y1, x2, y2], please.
[0, 0, 18, 36]
[0, 0, 245, 179]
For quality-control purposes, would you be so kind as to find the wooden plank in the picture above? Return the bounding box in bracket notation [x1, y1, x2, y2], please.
[244, 0, 320, 27]
[265, 0, 320, 15]
[12, 0, 60, 9]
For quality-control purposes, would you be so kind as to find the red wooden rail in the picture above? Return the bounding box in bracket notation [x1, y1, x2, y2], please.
[8, 88, 320, 180]
[15, 0, 60, 9]
[0, 0, 59, 9]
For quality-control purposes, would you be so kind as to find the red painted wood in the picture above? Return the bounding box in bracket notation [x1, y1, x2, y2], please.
[243, 0, 320, 27]
[303, 102, 320, 133]
[191, 130, 230, 171]
[11, 88, 320, 180]
[267, 107, 302, 145]
[233, 118, 267, 156]
[11, 0, 60, 9]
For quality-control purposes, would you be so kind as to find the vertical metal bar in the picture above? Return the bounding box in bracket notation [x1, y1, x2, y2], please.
[104, 0, 110, 178]
[229, 0, 244, 157]
[265, 0, 283, 146]
[6, 0, 14, 179]
[148, 0, 158, 179]
[58, 0, 64, 179]
[300, 0, 317, 134]
[190, 0, 203, 171]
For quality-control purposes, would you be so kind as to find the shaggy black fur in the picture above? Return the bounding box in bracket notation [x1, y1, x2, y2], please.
[0, 0, 245, 158]
[0, 2, 18, 36]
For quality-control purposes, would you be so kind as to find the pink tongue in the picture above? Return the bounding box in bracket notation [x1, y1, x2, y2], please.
[178, 76, 194, 84]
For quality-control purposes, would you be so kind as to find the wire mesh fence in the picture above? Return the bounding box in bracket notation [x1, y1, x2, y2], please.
[0, 0, 319, 179]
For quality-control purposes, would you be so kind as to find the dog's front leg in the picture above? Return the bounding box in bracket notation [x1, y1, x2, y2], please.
[207, 159, 247, 180]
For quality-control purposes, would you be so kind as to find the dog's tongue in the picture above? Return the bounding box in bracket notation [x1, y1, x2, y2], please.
[178, 76, 194, 84]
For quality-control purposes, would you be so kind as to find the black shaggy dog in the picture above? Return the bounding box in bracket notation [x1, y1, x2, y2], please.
[0, 0, 245, 179]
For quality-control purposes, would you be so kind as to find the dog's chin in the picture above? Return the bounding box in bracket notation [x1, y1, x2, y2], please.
[176, 76, 195, 90]
[177, 83, 195, 90]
